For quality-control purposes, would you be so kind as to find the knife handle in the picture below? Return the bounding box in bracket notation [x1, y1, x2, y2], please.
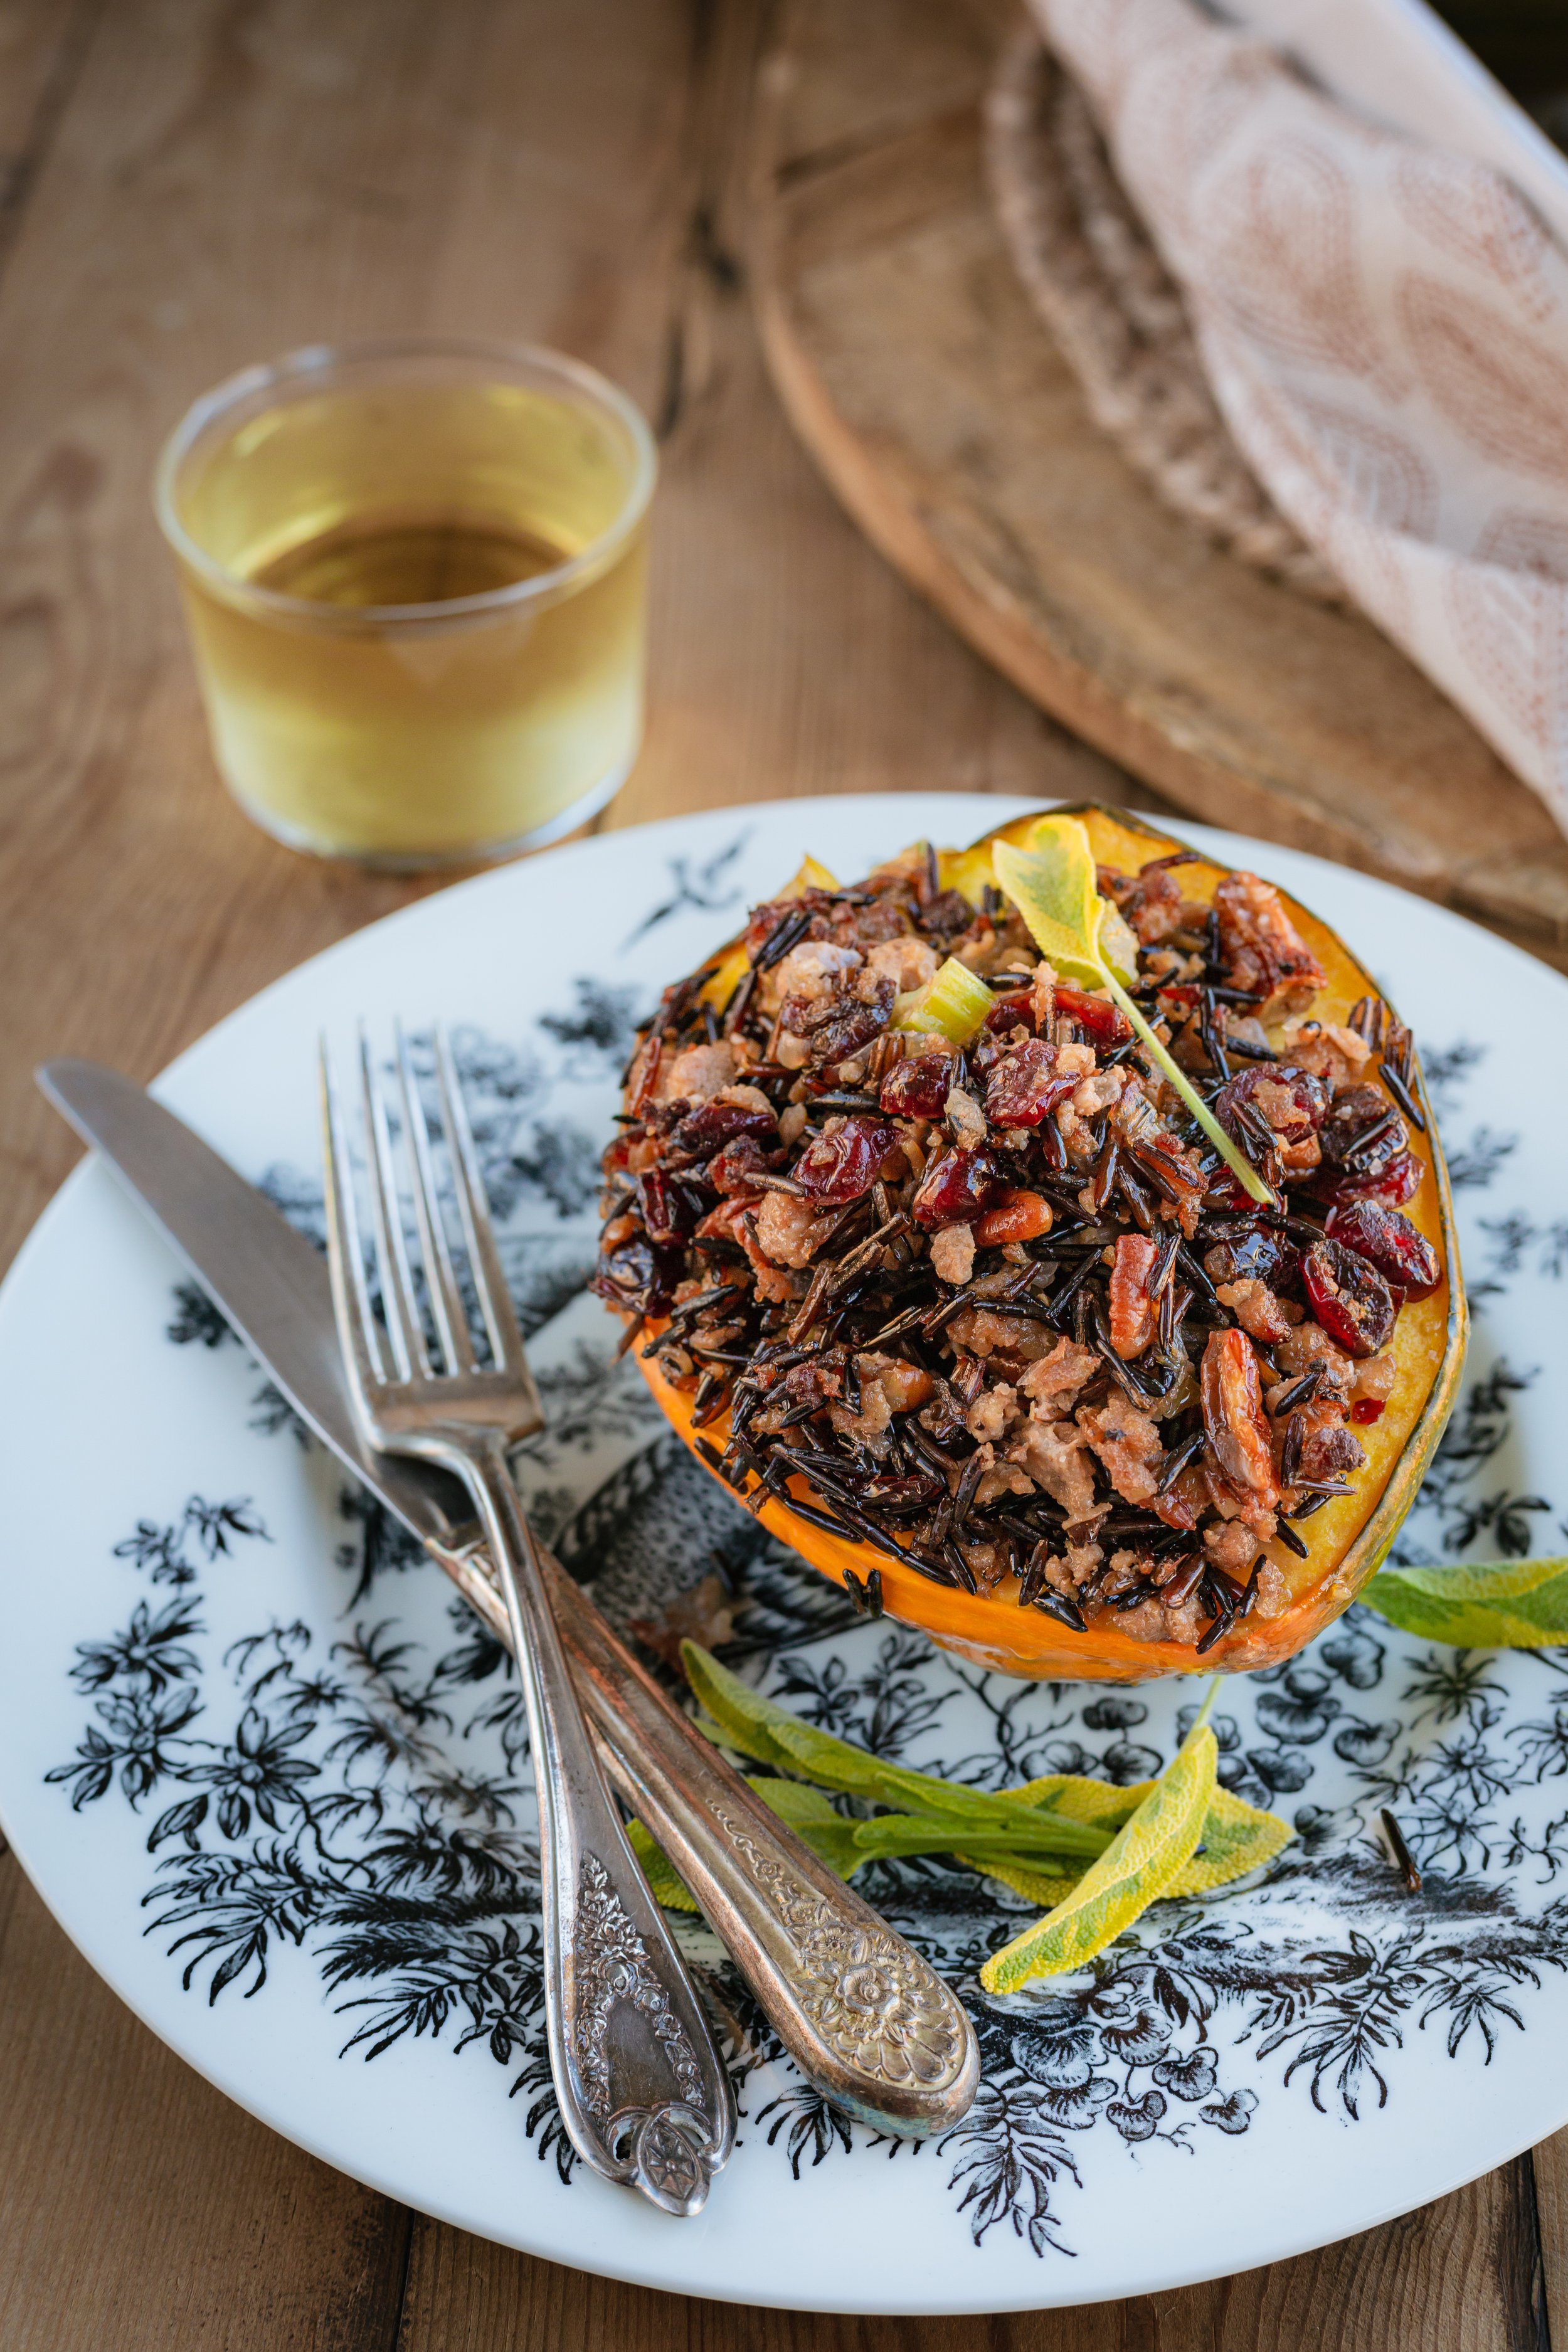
[426, 1532, 978, 2137]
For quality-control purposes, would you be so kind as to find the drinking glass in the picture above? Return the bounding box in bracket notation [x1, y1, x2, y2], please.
[155, 337, 655, 868]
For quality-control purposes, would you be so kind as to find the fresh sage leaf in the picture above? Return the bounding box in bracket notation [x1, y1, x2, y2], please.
[1362, 1556, 1568, 1648]
[979, 1778, 1291, 1902]
[1167, 1784, 1295, 1894]
[978, 1683, 1221, 1991]
[682, 1643, 1111, 1857]
[847, 1813, 1115, 1863]
[956, 1851, 1083, 1910]
[645, 1663, 1289, 1929]
[628, 1779, 865, 1902]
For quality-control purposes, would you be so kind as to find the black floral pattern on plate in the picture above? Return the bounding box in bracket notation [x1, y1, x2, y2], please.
[41, 1004, 1568, 2259]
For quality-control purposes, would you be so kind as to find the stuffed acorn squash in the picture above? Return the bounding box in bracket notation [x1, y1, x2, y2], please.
[594, 805, 1466, 1682]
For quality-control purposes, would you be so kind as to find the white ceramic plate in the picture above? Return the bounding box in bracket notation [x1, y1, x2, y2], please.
[2, 793, 1567, 2315]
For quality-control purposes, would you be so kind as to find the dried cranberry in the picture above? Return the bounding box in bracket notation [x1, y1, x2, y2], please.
[708, 1135, 774, 1197]
[780, 1359, 835, 1409]
[592, 1234, 683, 1316]
[802, 978, 896, 1080]
[1320, 1083, 1406, 1171]
[911, 1145, 1000, 1227]
[1204, 1222, 1299, 1291]
[1054, 985, 1132, 1046]
[1321, 1082, 1392, 1137]
[794, 1115, 896, 1204]
[1101, 858, 1184, 944]
[637, 1170, 696, 1246]
[1350, 1398, 1385, 1426]
[985, 989, 1036, 1034]
[666, 1098, 776, 1164]
[879, 1052, 956, 1119]
[1301, 1237, 1397, 1359]
[916, 887, 976, 938]
[776, 991, 817, 1041]
[848, 898, 913, 946]
[1203, 1171, 1262, 1215]
[985, 1039, 1077, 1127]
[1278, 1065, 1332, 1126]
[1214, 1064, 1328, 1147]
[1316, 1148, 1422, 1208]
[1325, 1199, 1440, 1299]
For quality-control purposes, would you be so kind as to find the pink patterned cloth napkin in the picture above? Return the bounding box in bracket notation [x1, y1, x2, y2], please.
[1034, 0, 1568, 836]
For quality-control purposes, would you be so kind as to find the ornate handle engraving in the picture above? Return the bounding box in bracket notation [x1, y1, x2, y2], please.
[430, 1527, 977, 2137]
[573, 1853, 709, 2114]
[571, 1853, 722, 2214]
[713, 1807, 971, 2097]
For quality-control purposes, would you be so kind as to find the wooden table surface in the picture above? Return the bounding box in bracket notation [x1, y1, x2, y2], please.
[0, 3, 1564, 2344]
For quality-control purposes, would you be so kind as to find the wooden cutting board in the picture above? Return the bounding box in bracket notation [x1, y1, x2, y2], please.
[748, 0, 1568, 962]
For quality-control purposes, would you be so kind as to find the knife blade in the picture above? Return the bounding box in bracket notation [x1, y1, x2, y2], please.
[38, 1059, 979, 2135]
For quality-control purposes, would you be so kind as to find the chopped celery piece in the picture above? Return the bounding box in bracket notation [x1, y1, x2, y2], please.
[893, 955, 994, 1046]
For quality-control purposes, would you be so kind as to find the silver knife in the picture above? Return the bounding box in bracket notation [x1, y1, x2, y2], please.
[38, 1059, 979, 2136]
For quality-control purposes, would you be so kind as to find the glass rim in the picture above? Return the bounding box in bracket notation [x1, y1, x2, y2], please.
[152, 333, 658, 628]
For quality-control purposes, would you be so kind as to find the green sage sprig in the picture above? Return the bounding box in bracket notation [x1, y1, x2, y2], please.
[980, 1682, 1220, 1989]
[992, 815, 1276, 1207]
[628, 1647, 1294, 1981]
[1362, 1556, 1568, 1648]
[682, 1641, 1112, 1858]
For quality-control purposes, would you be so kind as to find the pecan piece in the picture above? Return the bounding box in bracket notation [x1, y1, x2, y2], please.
[1201, 1328, 1279, 1501]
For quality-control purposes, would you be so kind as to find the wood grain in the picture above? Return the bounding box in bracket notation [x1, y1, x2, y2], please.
[0, 0, 1559, 2343]
[0, 1868, 411, 2352]
[0, 0, 1123, 1285]
[1534, 2128, 1568, 2346]
[748, 0, 1568, 961]
[0, 0, 95, 241]
[612, 0, 1127, 828]
[392, 2146, 1549, 2350]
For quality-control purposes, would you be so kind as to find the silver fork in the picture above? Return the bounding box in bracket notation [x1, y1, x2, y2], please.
[320, 1024, 734, 2217]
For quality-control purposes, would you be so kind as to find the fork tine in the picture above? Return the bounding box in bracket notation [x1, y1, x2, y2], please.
[359, 1027, 428, 1382]
[319, 1039, 387, 1401]
[435, 1024, 526, 1375]
[396, 1020, 476, 1374]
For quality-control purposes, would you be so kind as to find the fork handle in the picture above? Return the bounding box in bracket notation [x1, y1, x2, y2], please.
[454, 1440, 734, 2215]
[428, 1525, 980, 2137]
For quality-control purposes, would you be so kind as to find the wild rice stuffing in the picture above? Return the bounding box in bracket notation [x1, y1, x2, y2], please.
[593, 843, 1441, 1655]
